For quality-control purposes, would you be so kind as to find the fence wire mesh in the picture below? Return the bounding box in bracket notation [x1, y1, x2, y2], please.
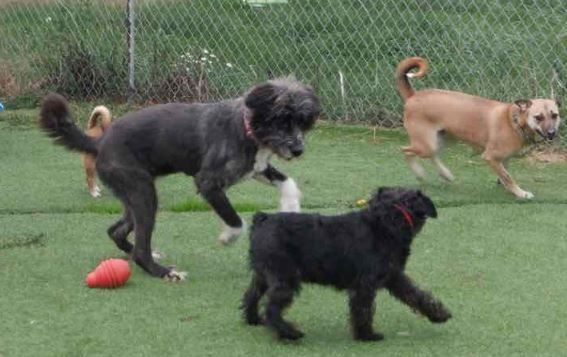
[0, 0, 566, 126]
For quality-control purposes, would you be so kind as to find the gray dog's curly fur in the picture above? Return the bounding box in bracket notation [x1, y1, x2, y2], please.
[242, 187, 452, 341]
[39, 77, 320, 280]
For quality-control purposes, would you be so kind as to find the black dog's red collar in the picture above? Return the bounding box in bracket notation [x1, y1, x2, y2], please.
[242, 107, 254, 139]
[394, 204, 414, 228]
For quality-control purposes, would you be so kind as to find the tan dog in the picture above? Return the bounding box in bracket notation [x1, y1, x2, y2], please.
[83, 106, 111, 198]
[396, 57, 561, 199]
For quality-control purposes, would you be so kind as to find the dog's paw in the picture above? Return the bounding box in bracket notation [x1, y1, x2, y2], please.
[439, 170, 454, 182]
[428, 310, 452, 323]
[517, 190, 534, 199]
[90, 186, 102, 198]
[244, 315, 265, 326]
[277, 327, 304, 341]
[354, 332, 384, 342]
[218, 222, 244, 245]
[152, 250, 166, 260]
[163, 270, 187, 282]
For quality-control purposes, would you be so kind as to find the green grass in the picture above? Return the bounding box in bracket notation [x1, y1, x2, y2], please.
[1, 115, 567, 356]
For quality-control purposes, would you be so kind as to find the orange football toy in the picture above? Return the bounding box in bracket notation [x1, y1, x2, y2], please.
[85, 258, 131, 288]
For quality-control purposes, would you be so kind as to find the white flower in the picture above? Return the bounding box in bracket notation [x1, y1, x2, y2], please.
[210, 54, 217, 58]
[200, 57, 207, 61]
[180, 54, 185, 58]
[226, 63, 233, 68]
[208, 60, 212, 64]
[45, 17, 52, 23]
[203, 49, 209, 54]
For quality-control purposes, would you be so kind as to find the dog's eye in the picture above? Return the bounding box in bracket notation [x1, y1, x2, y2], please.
[534, 115, 544, 122]
[551, 113, 559, 120]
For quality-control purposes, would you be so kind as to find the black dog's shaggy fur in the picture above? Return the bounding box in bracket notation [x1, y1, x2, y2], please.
[39, 77, 320, 280]
[242, 187, 452, 341]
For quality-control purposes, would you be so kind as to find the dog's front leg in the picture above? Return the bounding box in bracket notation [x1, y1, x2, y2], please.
[348, 288, 383, 341]
[483, 155, 533, 199]
[200, 187, 244, 245]
[254, 165, 301, 212]
[386, 273, 452, 323]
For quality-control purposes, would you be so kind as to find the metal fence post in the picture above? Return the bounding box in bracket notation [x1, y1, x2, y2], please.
[127, 0, 137, 104]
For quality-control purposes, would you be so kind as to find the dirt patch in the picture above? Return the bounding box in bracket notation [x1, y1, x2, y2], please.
[527, 149, 567, 164]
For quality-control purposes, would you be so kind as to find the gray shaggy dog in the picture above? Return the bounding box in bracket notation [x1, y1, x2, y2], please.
[39, 77, 320, 281]
[242, 187, 452, 341]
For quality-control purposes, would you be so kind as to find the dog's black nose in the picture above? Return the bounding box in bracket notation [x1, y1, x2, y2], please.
[547, 130, 556, 140]
[291, 147, 303, 157]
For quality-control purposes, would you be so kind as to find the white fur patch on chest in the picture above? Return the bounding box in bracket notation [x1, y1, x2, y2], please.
[253, 147, 272, 173]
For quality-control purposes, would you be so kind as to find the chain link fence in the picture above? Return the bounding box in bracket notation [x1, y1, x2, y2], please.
[0, 0, 566, 126]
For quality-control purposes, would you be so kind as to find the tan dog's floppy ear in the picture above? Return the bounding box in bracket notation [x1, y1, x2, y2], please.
[514, 99, 532, 112]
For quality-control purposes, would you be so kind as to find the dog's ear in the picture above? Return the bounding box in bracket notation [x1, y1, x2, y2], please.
[245, 83, 278, 111]
[415, 191, 437, 218]
[514, 99, 532, 112]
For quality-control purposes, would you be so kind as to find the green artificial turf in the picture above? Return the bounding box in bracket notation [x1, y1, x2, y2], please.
[1, 115, 566, 356]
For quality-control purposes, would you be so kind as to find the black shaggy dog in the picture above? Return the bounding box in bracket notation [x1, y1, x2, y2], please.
[242, 187, 452, 341]
[39, 77, 320, 281]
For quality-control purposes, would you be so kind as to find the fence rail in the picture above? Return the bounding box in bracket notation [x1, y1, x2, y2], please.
[0, 0, 565, 126]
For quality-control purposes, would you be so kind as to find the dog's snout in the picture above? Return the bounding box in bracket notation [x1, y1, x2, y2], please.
[289, 140, 304, 157]
[547, 129, 556, 140]
[291, 146, 304, 157]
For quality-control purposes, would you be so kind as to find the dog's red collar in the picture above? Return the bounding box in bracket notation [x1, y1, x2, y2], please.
[242, 107, 254, 139]
[394, 204, 414, 229]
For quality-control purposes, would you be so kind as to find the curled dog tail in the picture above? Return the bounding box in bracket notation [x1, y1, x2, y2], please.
[87, 105, 112, 131]
[395, 57, 428, 101]
[38, 93, 98, 155]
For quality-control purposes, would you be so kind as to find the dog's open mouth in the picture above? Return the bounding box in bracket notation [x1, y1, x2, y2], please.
[273, 147, 294, 161]
[536, 129, 555, 141]
[278, 151, 294, 161]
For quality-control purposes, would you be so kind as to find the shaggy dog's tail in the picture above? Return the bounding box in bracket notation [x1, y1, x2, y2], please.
[39, 93, 98, 155]
[87, 105, 112, 131]
[395, 57, 428, 101]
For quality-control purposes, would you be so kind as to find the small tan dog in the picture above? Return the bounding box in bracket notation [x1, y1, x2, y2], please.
[83, 106, 111, 198]
[396, 57, 561, 199]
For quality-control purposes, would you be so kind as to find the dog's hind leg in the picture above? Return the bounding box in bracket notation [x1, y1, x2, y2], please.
[241, 273, 268, 325]
[83, 154, 101, 198]
[403, 120, 442, 180]
[386, 273, 452, 323]
[431, 155, 454, 182]
[107, 205, 134, 254]
[403, 152, 427, 180]
[348, 288, 383, 341]
[128, 180, 186, 281]
[430, 131, 454, 181]
[264, 276, 303, 340]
